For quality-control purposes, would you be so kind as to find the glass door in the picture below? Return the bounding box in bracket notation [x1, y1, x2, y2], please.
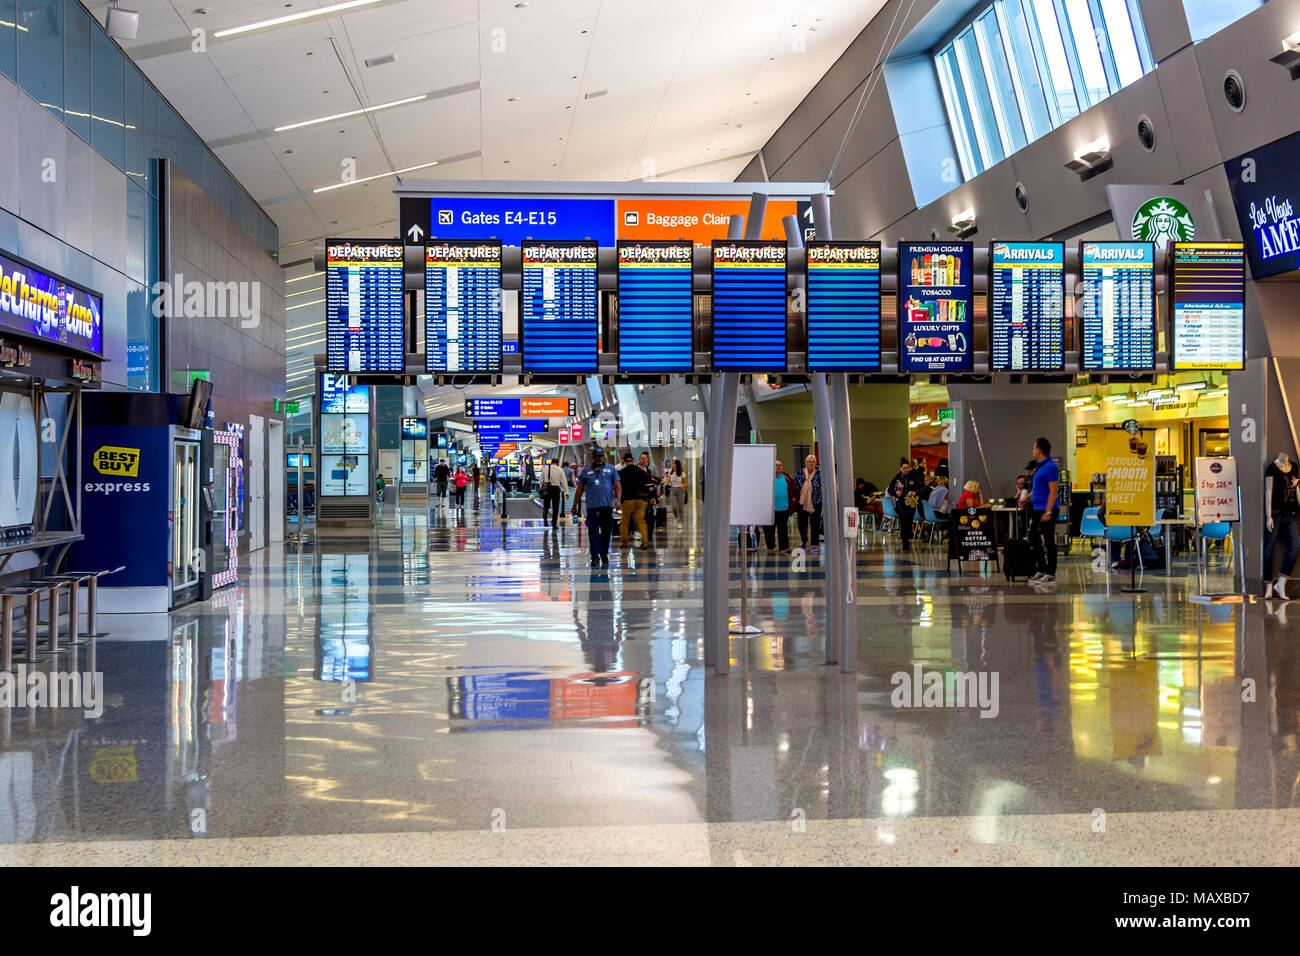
[172, 440, 201, 598]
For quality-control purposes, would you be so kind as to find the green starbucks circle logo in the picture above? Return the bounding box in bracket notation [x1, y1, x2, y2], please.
[1131, 197, 1195, 246]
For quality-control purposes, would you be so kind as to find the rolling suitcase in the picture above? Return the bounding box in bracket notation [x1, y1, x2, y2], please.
[1003, 537, 1037, 581]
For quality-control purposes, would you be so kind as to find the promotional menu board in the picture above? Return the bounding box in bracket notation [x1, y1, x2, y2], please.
[325, 239, 404, 373]
[988, 241, 1064, 371]
[0, 250, 104, 356]
[617, 241, 694, 372]
[521, 241, 599, 373]
[898, 241, 973, 372]
[711, 240, 787, 372]
[318, 372, 371, 496]
[1170, 242, 1246, 371]
[805, 241, 881, 372]
[424, 241, 502, 374]
[1079, 241, 1156, 370]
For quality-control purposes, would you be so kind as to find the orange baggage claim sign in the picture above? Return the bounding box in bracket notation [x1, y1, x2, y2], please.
[616, 199, 804, 247]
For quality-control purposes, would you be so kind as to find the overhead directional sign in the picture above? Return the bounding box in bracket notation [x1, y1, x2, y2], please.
[465, 397, 575, 418]
[401, 197, 616, 248]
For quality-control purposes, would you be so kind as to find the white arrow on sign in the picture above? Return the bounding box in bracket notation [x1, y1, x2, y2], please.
[407, 223, 424, 243]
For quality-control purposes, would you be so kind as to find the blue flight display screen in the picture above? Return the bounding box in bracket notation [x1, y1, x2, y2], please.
[711, 240, 787, 372]
[989, 241, 1065, 371]
[617, 241, 694, 372]
[1079, 242, 1156, 370]
[898, 241, 973, 372]
[521, 241, 599, 373]
[806, 241, 881, 371]
[325, 239, 405, 373]
[425, 241, 502, 374]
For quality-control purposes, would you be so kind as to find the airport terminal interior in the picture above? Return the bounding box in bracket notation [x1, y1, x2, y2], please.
[2, 0, 1300, 870]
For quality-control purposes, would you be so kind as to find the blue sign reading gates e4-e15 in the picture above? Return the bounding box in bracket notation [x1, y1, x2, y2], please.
[408, 197, 616, 246]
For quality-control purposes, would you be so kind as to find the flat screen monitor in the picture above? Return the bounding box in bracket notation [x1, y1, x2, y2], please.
[805, 241, 881, 372]
[184, 378, 212, 429]
[711, 239, 787, 372]
[898, 241, 973, 373]
[287, 452, 313, 469]
[988, 241, 1065, 371]
[586, 375, 603, 406]
[1079, 241, 1156, 370]
[617, 240, 694, 372]
[325, 238, 405, 373]
[425, 241, 503, 373]
[521, 241, 599, 373]
[1169, 242, 1246, 371]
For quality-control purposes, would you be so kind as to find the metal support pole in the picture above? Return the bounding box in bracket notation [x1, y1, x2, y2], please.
[1, 594, 12, 672]
[832, 374, 858, 672]
[811, 374, 842, 663]
[24, 591, 38, 663]
[705, 373, 740, 675]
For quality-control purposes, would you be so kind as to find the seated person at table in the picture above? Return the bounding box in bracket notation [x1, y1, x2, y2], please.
[1014, 475, 1031, 509]
[928, 477, 950, 514]
[957, 480, 983, 509]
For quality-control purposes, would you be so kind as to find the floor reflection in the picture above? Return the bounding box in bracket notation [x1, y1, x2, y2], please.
[1, 494, 1297, 846]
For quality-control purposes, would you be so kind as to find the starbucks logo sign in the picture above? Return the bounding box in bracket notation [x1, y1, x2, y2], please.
[1131, 197, 1195, 246]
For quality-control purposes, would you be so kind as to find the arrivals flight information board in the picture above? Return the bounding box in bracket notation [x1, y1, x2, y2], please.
[806, 241, 881, 371]
[711, 240, 787, 372]
[521, 241, 599, 373]
[617, 241, 694, 372]
[425, 241, 502, 373]
[1079, 242, 1155, 370]
[325, 239, 405, 373]
[988, 241, 1065, 371]
[1170, 242, 1246, 371]
[898, 241, 973, 372]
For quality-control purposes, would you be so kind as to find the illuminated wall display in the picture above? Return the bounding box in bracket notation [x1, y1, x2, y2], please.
[898, 241, 973, 372]
[318, 372, 371, 496]
[0, 250, 104, 357]
[617, 241, 694, 372]
[425, 241, 502, 374]
[711, 239, 787, 372]
[1079, 241, 1156, 370]
[805, 241, 881, 372]
[988, 241, 1064, 371]
[521, 241, 599, 373]
[325, 239, 405, 373]
[1169, 242, 1246, 371]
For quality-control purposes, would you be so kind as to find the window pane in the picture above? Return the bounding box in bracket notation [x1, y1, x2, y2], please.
[975, 10, 1027, 151]
[91, 25, 125, 168]
[1182, 0, 1263, 44]
[0, 0, 17, 82]
[1028, 0, 1080, 121]
[936, 46, 983, 179]
[62, 0, 88, 139]
[954, 28, 1005, 167]
[1100, 0, 1144, 85]
[16, 0, 62, 119]
[997, 0, 1054, 139]
[1062, 0, 1110, 102]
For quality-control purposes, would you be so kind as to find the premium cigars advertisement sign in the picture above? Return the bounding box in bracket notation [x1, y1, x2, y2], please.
[898, 241, 973, 372]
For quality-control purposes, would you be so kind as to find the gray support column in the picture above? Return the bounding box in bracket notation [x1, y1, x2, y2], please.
[810, 374, 842, 663]
[832, 375, 857, 672]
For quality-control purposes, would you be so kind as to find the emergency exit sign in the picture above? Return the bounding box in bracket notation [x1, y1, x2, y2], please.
[274, 399, 301, 414]
[938, 409, 956, 422]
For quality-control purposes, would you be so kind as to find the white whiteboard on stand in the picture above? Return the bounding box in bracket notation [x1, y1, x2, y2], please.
[730, 444, 776, 526]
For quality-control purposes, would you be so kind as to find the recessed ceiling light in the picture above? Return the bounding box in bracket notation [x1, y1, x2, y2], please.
[312, 159, 439, 193]
[275, 94, 428, 132]
[514, 1, 527, 6]
[507, 97, 517, 102]
[583, 89, 607, 99]
[284, 148, 294, 154]
[194, 7, 209, 13]
[363, 53, 395, 67]
[213, 0, 382, 38]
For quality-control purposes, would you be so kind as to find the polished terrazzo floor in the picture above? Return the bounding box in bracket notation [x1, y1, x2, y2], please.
[3, 492, 1298, 865]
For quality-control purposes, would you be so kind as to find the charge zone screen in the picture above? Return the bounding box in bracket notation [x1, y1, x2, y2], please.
[424, 241, 502, 374]
[617, 241, 694, 372]
[325, 239, 405, 373]
[806, 241, 881, 372]
[521, 241, 599, 373]
[711, 239, 787, 372]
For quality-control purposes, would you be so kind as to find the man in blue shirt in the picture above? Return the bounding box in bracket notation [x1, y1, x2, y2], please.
[574, 447, 621, 567]
[1027, 437, 1061, 583]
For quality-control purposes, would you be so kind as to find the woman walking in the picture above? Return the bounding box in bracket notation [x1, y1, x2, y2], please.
[453, 465, 469, 509]
[794, 454, 824, 551]
[662, 458, 687, 526]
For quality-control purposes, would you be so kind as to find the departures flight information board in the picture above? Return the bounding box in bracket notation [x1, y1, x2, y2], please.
[989, 241, 1065, 371]
[521, 241, 599, 373]
[1170, 242, 1246, 371]
[806, 241, 881, 372]
[425, 241, 502, 374]
[326, 239, 405, 373]
[1079, 242, 1155, 370]
[712, 240, 787, 372]
[617, 241, 694, 372]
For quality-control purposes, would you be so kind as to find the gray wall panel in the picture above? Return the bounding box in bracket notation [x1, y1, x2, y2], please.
[1136, 0, 1193, 62]
[1155, 47, 1223, 179]
[17, 94, 65, 240]
[830, 138, 922, 238]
